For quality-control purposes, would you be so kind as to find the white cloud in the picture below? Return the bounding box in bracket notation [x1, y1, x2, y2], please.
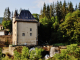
[34, 0, 64, 8]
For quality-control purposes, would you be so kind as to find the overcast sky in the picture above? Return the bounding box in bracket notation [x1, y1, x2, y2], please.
[0, 0, 80, 17]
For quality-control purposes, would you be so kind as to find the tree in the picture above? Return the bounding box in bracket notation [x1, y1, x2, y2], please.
[3, 7, 11, 21]
[32, 13, 39, 21]
[62, 0, 67, 20]
[46, 5, 50, 19]
[68, 2, 74, 12]
[43, 3, 47, 17]
[2, 7, 12, 32]
[2, 20, 12, 32]
[78, 2, 80, 10]
[40, 17, 49, 25]
[75, 4, 78, 11]
[50, 4, 53, 18]
[59, 10, 80, 43]
[52, 16, 59, 29]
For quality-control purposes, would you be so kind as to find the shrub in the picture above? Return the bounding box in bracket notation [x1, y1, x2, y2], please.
[2, 56, 12, 60]
[29, 47, 44, 60]
[48, 44, 80, 60]
[21, 47, 29, 59]
[14, 50, 21, 60]
[13, 47, 44, 60]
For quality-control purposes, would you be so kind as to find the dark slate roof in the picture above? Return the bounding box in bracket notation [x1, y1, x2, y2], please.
[14, 10, 38, 23]
[14, 10, 18, 17]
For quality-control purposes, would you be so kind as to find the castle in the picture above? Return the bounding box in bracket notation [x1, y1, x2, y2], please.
[12, 10, 38, 45]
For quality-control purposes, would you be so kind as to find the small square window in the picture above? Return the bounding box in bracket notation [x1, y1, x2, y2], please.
[22, 33, 25, 36]
[30, 33, 32, 36]
[30, 28, 32, 31]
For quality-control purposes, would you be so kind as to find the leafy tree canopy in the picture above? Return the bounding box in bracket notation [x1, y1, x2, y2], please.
[59, 10, 80, 43]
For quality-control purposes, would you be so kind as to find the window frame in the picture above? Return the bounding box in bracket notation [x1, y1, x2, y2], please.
[30, 28, 32, 31]
[22, 33, 25, 36]
[30, 33, 32, 36]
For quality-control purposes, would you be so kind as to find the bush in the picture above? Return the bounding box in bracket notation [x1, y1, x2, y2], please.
[48, 44, 80, 60]
[2, 56, 12, 60]
[13, 47, 44, 60]
[29, 47, 44, 60]
[21, 47, 29, 59]
[14, 50, 21, 60]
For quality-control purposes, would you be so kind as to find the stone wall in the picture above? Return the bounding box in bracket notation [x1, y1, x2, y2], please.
[0, 35, 12, 45]
[13, 21, 38, 45]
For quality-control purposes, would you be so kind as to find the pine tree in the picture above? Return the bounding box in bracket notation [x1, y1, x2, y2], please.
[78, 2, 80, 10]
[75, 4, 78, 11]
[62, 0, 67, 20]
[68, 1, 74, 12]
[3, 7, 11, 21]
[2, 7, 12, 32]
[43, 3, 47, 17]
[50, 4, 53, 18]
[46, 5, 50, 19]
[52, 2, 55, 16]
[55, 1, 62, 23]
[59, 1, 63, 22]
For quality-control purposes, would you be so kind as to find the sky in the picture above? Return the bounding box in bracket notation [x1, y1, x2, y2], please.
[0, 0, 80, 17]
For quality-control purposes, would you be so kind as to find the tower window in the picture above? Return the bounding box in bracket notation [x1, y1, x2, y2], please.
[22, 33, 25, 36]
[30, 33, 32, 36]
[30, 28, 32, 31]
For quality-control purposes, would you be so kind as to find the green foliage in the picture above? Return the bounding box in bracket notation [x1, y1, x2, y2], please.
[48, 44, 80, 60]
[59, 10, 80, 43]
[39, 1, 80, 45]
[68, 2, 74, 12]
[14, 50, 21, 60]
[32, 13, 39, 21]
[2, 56, 12, 60]
[29, 48, 44, 60]
[13, 47, 44, 60]
[2, 7, 12, 32]
[40, 17, 49, 25]
[78, 3, 80, 10]
[2, 20, 12, 32]
[66, 44, 80, 58]
[21, 47, 29, 59]
[52, 16, 59, 29]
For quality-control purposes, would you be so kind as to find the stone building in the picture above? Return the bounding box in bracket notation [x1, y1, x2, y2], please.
[12, 10, 38, 45]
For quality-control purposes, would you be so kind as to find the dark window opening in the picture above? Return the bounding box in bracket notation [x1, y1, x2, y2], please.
[30, 28, 32, 31]
[30, 33, 32, 36]
[22, 33, 25, 36]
